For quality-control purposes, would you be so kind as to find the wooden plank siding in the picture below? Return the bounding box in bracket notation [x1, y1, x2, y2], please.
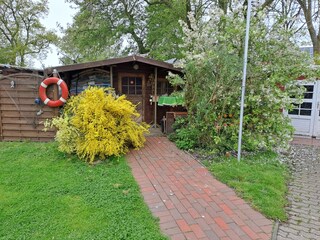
[0, 73, 58, 141]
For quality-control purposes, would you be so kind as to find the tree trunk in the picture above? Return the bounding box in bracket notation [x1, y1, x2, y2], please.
[297, 1, 319, 57]
[20, 55, 25, 67]
[313, 40, 320, 57]
[218, 0, 228, 14]
[133, 34, 149, 54]
[186, 0, 192, 29]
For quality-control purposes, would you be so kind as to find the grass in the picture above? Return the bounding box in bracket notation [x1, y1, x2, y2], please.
[0, 142, 167, 240]
[205, 151, 289, 221]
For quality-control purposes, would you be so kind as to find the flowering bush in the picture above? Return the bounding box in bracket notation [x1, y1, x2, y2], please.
[45, 87, 149, 163]
[169, 7, 315, 152]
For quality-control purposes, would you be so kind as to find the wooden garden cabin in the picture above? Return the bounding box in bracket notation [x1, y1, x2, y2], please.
[51, 55, 183, 124]
[0, 56, 183, 141]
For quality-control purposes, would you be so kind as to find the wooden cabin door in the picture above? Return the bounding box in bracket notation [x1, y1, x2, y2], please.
[118, 74, 145, 122]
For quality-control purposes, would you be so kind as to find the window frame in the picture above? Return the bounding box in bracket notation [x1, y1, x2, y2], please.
[118, 73, 145, 96]
[156, 78, 174, 96]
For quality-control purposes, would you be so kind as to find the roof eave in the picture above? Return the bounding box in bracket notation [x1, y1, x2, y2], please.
[48, 55, 182, 73]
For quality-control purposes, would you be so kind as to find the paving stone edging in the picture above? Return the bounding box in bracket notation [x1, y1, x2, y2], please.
[277, 143, 320, 240]
[272, 221, 280, 240]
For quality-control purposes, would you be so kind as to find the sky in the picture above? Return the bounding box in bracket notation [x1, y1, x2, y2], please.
[34, 0, 77, 68]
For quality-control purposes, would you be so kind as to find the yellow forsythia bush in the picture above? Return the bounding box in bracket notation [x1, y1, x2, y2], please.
[45, 87, 149, 163]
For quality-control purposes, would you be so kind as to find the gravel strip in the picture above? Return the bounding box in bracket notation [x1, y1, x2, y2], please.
[277, 144, 320, 240]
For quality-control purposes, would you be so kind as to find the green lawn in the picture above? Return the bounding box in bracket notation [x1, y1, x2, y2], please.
[205, 151, 289, 221]
[0, 142, 167, 240]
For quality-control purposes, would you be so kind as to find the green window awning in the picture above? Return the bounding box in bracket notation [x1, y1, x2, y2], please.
[158, 96, 184, 106]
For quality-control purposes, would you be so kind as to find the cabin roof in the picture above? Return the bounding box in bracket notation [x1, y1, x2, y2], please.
[50, 55, 182, 73]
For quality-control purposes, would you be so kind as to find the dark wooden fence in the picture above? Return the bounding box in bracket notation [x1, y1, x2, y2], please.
[0, 73, 57, 141]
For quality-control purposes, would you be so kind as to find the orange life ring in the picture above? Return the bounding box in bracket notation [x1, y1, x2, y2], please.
[39, 77, 69, 107]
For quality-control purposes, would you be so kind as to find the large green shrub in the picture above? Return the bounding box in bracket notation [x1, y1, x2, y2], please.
[45, 87, 149, 163]
[169, 8, 315, 152]
[169, 117, 199, 150]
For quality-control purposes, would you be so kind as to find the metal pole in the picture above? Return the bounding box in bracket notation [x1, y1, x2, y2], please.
[153, 67, 158, 128]
[237, 0, 252, 162]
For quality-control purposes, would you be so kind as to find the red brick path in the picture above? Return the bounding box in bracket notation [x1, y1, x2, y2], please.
[127, 137, 273, 240]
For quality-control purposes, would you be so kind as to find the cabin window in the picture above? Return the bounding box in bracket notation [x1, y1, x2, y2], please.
[122, 77, 142, 95]
[157, 80, 174, 95]
[70, 69, 111, 95]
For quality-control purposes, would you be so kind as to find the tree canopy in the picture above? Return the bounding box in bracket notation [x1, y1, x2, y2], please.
[168, 6, 315, 152]
[263, 0, 320, 56]
[2, 0, 320, 68]
[0, 0, 57, 66]
[59, 0, 149, 63]
[59, 0, 222, 63]
[58, 0, 300, 63]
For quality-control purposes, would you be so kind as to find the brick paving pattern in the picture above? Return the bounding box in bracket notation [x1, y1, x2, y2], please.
[127, 137, 273, 240]
[277, 138, 320, 240]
